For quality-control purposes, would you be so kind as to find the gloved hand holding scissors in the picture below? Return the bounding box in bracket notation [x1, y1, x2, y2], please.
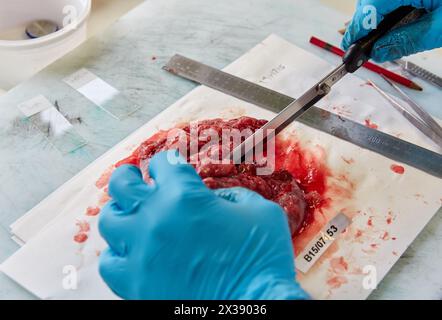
[98, 151, 309, 300]
[342, 0, 442, 62]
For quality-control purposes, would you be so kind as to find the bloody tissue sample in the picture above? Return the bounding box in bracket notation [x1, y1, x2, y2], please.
[116, 117, 324, 236]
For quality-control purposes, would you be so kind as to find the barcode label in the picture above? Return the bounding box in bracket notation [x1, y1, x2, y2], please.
[295, 213, 350, 274]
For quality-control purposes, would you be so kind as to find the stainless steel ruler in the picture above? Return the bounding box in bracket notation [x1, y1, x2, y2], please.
[164, 55, 442, 178]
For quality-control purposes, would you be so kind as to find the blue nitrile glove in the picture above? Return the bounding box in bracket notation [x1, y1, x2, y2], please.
[342, 0, 442, 62]
[98, 150, 309, 300]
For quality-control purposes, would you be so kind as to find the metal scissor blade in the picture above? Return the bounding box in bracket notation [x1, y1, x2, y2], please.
[368, 80, 442, 150]
[231, 64, 348, 163]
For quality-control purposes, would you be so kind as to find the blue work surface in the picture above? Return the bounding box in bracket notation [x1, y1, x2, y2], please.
[0, 0, 441, 299]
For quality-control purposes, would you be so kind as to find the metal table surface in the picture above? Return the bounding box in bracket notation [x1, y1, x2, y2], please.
[0, 0, 441, 299]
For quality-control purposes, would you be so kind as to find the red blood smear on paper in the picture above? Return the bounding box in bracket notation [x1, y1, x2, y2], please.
[386, 217, 392, 224]
[381, 232, 389, 240]
[152, 56, 157, 61]
[76, 221, 90, 233]
[74, 233, 88, 243]
[86, 207, 101, 216]
[74, 221, 90, 243]
[327, 276, 348, 289]
[99, 192, 111, 206]
[390, 164, 405, 175]
[330, 256, 349, 273]
[274, 139, 331, 235]
[367, 217, 373, 227]
[115, 117, 332, 238]
[364, 119, 378, 129]
[96, 167, 113, 189]
[355, 229, 363, 238]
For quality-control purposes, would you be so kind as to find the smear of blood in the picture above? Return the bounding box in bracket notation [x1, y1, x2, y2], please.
[381, 231, 389, 240]
[275, 140, 331, 237]
[350, 267, 364, 275]
[364, 119, 378, 129]
[76, 220, 90, 233]
[367, 217, 373, 227]
[96, 166, 113, 189]
[327, 276, 348, 289]
[392, 237, 397, 240]
[86, 207, 101, 216]
[74, 221, 90, 244]
[330, 174, 355, 199]
[386, 210, 394, 224]
[390, 164, 405, 174]
[74, 233, 88, 243]
[370, 243, 378, 249]
[355, 229, 363, 238]
[99, 192, 111, 206]
[151, 56, 157, 61]
[330, 256, 349, 273]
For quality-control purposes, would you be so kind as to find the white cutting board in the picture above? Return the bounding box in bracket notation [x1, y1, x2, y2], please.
[2, 35, 441, 300]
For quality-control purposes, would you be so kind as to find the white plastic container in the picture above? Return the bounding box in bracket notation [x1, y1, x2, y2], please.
[0, 0, 91, 90]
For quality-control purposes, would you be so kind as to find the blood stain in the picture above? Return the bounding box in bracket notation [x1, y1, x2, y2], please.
[370, 243, 378, 249]
[355, 229, 363, 238]
[330, 256, 349, 273]
[74, 233, 88, 243]
[151, 56, 157, 61]
[381, 231, 389, 240]
[390, 164, 405, 175]
[392, 237, 397, 240]
[364, 119, 378, 129]
[99, 192, 111, 206]
[367, 217, 373, 227]
[86, 207, 101, 216]
[327, 276, 348, 289]
[76, 220, 90, 233]
[96, 166, 113, 189]
[386, 210, 394, 224]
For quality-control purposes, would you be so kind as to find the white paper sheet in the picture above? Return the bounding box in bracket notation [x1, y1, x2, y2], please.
[2, 35, 441, 300]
